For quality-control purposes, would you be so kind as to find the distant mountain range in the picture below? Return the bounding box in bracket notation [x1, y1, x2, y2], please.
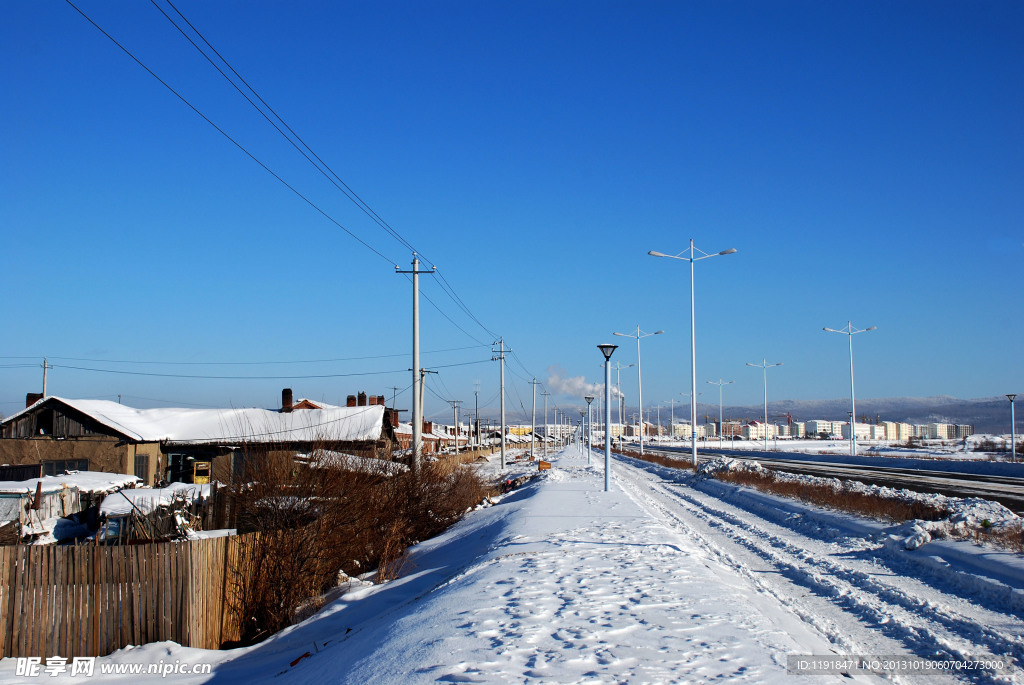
[707, 396, 1016, 434]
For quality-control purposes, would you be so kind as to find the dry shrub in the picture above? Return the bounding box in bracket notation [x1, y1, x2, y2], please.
[968, 523, 1024, 553]
[712, 468, 950, 522]
[226, 443, 489, 645]
[619, 447, 693, 470]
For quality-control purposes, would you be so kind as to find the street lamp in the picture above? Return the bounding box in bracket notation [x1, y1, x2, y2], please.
[598, 344, 618, 491]
[650, 240, 737, 467]
[585, 395, 595, 464]
[613, 326, 663, 457]
[746, 359, 782, 452]
[707, 379, 734, 448]
[1009, 394, 1018, 463]
[824, 322, 877, 457]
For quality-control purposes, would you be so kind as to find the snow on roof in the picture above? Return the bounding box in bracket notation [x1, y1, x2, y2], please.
[99, 482, 210, 517]
[0, 471, 140, 496]
[7, 397, 384, 445]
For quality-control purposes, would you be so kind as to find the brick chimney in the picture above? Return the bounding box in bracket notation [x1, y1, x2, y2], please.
[358, 392, 367, 406]
[26, 393, 43, 408]
[368, 395, 378, 405]
[346, 395, 357, 407]
[281, 388, 293, 413]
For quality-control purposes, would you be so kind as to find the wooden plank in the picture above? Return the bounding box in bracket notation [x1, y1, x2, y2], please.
[30, 546, 41, 657]
[133, 546, 143, 648]
[0, 547, 9, 658]
[91, 544, 101, 656]
[163, 543, 172, 643]
[41, 547, 52, 658]
[75, 545, 86, 658]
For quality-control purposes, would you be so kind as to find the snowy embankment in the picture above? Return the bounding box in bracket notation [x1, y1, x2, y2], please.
[5, 446, 1024, 683]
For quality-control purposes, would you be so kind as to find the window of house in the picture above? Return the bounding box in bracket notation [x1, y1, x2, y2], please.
[134, 454, 149, 483]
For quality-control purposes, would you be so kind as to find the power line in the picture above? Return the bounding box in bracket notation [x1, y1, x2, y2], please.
[69, 1, 518, 374]
[52, 363, 409, 380]
[153, 0, 417, 256]
[154, 0, 503, 348]
[31, 344, 487, 366]
[65, 0, 396, 266]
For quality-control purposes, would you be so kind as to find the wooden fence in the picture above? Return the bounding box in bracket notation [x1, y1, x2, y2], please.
[0, 534, 256, 658]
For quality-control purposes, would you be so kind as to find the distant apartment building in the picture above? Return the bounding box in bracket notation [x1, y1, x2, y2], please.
[805, 420, 844, 438]
[841, 423, 873, 440]
[881, 421, 912, 441]
[742, 422, 777, 440]
[672, 422, 712, 439]
[790, 421, 806, 438]
[953, 424, 975, 438]
[721, 421, 744, 438]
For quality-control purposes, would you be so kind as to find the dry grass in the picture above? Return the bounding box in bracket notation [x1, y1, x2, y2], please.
[712, 468, 950, 522]
[623, 447, 948, 522]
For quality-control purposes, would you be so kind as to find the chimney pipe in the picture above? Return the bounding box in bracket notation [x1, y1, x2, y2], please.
[282, 388, 293, 413]
[358, 392, 367, 406]
[26, 393, 43, 408]
[347, 395, 357, 407]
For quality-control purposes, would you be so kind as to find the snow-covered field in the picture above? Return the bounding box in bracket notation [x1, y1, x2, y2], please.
[4, 446, 1024, 683]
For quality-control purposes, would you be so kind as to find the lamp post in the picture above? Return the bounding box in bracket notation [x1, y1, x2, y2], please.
[585, 395, 595, 464]
[649, 240, 737, 467]
[598, 344, 618, 491]
[1009, 394, 1018, 463]
[707, 379, 734, 449]
[824, 322, 877, 457]
[679, 391, 702, 450]
[613, 326, 663, 457]
[746, 359, 782, 452]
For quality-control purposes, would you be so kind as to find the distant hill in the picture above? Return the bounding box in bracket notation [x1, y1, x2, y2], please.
[715, 396, 1014, 434]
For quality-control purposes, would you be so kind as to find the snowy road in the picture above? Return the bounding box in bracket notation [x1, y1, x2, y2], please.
[613, 454, 1024, 684]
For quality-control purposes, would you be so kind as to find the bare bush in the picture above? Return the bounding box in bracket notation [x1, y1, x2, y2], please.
[711, 468, 950, 522]
[225, 443, 489, 645]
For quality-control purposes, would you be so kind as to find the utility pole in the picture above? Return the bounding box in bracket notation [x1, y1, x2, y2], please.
[541, 391, 550, 457]
[396, 253, 435, 475]
[41, 357, 53, 397]
[493, 338, 507, 469]
[474, 385, 480, 448]
[446, 399, 462, 454]
[530, 378, 540, 457]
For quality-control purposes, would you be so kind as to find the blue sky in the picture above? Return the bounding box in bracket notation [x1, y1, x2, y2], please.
[2, 1, 1021, 423]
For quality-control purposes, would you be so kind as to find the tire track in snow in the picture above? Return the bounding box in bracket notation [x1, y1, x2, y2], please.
[613, 458, 1024, 684]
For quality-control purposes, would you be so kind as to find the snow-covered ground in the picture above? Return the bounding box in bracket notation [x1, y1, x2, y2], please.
[4, 446, 1024, 683]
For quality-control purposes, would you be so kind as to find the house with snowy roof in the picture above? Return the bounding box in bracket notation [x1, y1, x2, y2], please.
[0, 389, 400, 486]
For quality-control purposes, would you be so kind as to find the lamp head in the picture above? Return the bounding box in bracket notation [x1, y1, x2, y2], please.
[613, 332, 628, 338]
[585, 396, 594, 405]
[1009, 394, 1018, 402]
[866, 326, 878, 331]
[719, 248, 738, 255]
[653, 330, 665, 335]
[598, 344, 618, 361]
[648, 250, 669, 257]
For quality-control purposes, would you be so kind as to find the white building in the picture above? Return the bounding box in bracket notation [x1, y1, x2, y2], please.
[790, 422, 806, 438]
[841, 423, 873, 440]
[805, 420, 844, 438]
[742, 422, 778, 440]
